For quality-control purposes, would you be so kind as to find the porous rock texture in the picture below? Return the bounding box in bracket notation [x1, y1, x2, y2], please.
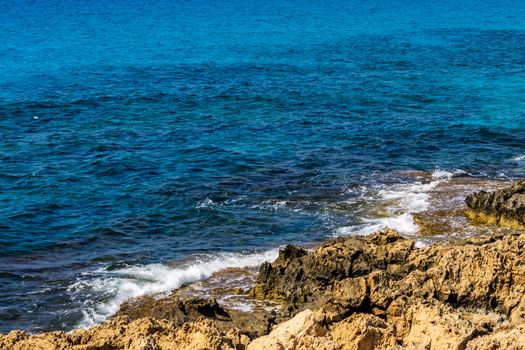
[3, 228, 525, 349]
[466, 180, 525, 229]
[249, 228, 525, 349]
[116, 295, 277, 339]
[0, 316, 250, 350]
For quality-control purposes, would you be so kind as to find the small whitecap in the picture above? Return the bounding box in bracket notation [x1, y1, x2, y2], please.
[72, 249, 279, 328]
[512, 155, 525, 162]
[336, 170, 455, 237]
[196, 197, 215, 209]
[431, 168, 454, 180]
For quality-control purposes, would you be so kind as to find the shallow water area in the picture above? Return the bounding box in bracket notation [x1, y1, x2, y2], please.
[411, 175, 519, 241]
[139, 171, 522, 319]
[337, 171, 506, 235]
[174, 267, 281, 313]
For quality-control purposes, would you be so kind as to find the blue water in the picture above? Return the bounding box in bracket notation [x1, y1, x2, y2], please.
[2, 0, 525, 333]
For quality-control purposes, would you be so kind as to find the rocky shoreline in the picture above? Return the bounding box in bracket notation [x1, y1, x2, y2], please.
[3, 182, 525, 350]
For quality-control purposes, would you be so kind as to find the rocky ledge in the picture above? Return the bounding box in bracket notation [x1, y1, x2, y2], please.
[466, 180, 525, 229]
[3, 182, 525, 350]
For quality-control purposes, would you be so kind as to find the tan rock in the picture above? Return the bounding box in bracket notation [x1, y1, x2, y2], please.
[465, 180, 525, 229]
[329, 313, 397, 350]
[331, 277, 368, 310]
[247, 309, 334, 350]
[0, 316, 249, 350]
[398, 302, 491, 350]
[466, 323, 525, 350]
[6, 225, 525, 350]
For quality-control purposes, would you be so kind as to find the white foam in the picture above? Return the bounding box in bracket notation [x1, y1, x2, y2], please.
[195, 197, 215, 209]
[335, 213, 419, 236]
[336, 169, 455, 236]
[370, 181, 438, 234]
[255, 200, 288, 211]
[512, 155, 525, 162]
[71, 249, 279, 328]
[414, 240, 427, 248]
[431, 169, 454, 180]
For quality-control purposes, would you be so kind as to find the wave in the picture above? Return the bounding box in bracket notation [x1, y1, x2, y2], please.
[69, 168, 466, 329]
[70, 249, 279, 328]
[336, 169, 456, 236]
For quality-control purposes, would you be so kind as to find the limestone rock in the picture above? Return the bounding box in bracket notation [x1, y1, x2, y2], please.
[246, 309, 336, 350]
[0, 316, 249, 350]
[466, 323, 525, 350]
[250, 229, 414, 313]
[117, 297, 231, 325]
[250, 229, 525, 349]
[465, 180, 525, 229]
[329, 313, 397, 350]
[398, 302, 491, 350]
[5, 226, 525, 350]
[117, 296, 273, 339]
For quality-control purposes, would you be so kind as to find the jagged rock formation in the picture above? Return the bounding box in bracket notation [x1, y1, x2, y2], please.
[251, 229, 525, 316]
[3, 227, 525, 349]
[0, 316, 250, 350]
[249, 229, 525, 349]
[250, 230, 414, 314]
[466, 180, 525, 229]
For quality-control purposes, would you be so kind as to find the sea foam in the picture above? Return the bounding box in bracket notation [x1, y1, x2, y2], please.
[71, 249, 278, 328]
[336, 169, 454, 236]
[72, 169, 456, 328]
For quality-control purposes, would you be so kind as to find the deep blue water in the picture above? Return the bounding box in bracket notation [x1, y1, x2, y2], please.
[1, 0, 525, 333]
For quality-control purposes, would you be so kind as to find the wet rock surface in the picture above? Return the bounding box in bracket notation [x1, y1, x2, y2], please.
[116, 296, 278, 339]
[4, 182, 525, 349]
[466, 180, 525, 229]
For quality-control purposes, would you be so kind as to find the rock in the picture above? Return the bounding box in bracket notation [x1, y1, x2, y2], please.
[465, 180, 525, 229]
[397, 302, 492, 350]
[252, 229, 525, 318]
[117, 296, 274, 339]
[246, 311, 399, 350]
[329, 313, 397, 350]
[0, 316, 249, 350]
[117, 297, 231, 325]
[273, 245, 308, 268]
[170, 318, 250, 350]
[250, 229, 525, 349]
[246, 309, 336, 350]
[466, 323, 525, 350]
[330, 277, 368, 312]
[250, 229, 414, 313]
[5, 226, 525, 350]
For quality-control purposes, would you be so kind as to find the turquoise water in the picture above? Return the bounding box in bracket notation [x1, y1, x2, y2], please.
[1, 0, 525, 332]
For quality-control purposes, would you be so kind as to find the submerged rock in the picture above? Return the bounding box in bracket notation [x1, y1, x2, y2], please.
[465, 180, 525, 229]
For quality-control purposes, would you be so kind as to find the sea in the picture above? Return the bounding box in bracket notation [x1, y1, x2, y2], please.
[1, 0, 525, 333]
